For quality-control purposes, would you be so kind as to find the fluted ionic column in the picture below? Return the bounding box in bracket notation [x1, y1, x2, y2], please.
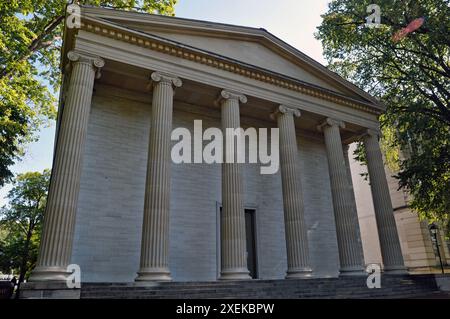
[318, 118, 365, 275]
[218, 90, 251, 280]
[363, 130, 406, 273]
[343, 144, 365, 267]
[272, 105, 312, 278]
[30, 51, 104, 282]
[136, 72, 182, 281]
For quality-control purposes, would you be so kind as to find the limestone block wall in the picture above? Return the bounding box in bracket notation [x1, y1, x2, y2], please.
[71, 85, 339, 282]
[71, 87, 150, 283]
[394, 209, 436, 270]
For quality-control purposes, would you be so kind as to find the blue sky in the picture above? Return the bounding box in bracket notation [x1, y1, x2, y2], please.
[0, 0, 330, 206]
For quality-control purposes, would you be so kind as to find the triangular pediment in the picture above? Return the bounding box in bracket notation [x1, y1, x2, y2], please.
[79, 6, 382, 109]
[128, 30, 345, 93]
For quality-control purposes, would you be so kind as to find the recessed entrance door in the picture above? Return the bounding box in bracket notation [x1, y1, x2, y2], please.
[218, 207, 258, 279]
[245, 209, 257, 279]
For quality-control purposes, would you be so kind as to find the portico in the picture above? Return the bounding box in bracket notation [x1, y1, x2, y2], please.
[29, 6, 406, 284]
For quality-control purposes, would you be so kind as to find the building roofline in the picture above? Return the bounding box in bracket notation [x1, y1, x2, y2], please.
[71, 6, 384, 112]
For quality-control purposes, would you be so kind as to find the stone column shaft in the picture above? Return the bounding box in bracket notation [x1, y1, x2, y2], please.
[274, 105, 312, 278]
[219, 90, 251, 280]
[319, 118, 365, 275]
[30, 51, 104, 282]
[343, 145, 365, 267]
[363, 130, 406, 273]
[136, 72, 182, 281]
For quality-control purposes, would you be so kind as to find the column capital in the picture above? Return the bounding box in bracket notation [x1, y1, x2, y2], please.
[67, 51, 105, 78]
[67, 51, 105, 68]
[363, 128, 381, 139]
[271, 105, 301, 120]
[317, 118, 345, 132]
[352, 128, 381, 143]
[150, 71, 183, 88]
[216, 89, 247, 105]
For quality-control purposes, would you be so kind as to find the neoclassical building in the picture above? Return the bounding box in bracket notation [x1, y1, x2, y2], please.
[30, 6, 408, 284]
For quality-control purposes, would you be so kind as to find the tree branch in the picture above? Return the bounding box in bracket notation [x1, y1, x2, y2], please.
[0, 14, 64, 80]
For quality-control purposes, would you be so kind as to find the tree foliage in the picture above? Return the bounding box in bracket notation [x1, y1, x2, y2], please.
[316, 0, 450, 225]
[0, 0, 177, 186]
[0, 170, 50, 282]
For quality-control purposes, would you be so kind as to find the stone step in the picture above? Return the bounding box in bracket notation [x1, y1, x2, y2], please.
[82, 284, 435, 293]
[80, 275, 441, 299]
[81, 288, 435, 297]
[81, 283, 434, 295]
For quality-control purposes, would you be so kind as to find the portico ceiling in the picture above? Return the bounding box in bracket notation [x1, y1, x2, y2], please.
[98, 59, 364, 140]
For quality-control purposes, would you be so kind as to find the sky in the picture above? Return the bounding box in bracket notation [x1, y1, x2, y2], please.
[0, 0, 331, 206]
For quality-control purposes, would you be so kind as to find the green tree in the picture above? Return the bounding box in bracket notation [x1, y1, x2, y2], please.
[0, 170, 50, 283]
[0, 0, 177, 187]
[316, 0, 450, 227]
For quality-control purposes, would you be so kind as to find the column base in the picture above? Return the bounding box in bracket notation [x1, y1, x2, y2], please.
[19, 282, 80, 299]
[28, 266, 69, 282]
[219, 268, 251, 280]
[135, 267, 172, 281]
[285, 267, 313, 279]
[384, 265, 409, 275]
[339, 267, 367, 276]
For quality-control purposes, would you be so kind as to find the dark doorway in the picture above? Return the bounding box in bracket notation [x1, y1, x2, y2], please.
[245, 209, 257, 279]
[218, 207, 258, 279]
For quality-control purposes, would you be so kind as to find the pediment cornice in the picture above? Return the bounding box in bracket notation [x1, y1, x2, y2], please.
[69, 12, 383, 116]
